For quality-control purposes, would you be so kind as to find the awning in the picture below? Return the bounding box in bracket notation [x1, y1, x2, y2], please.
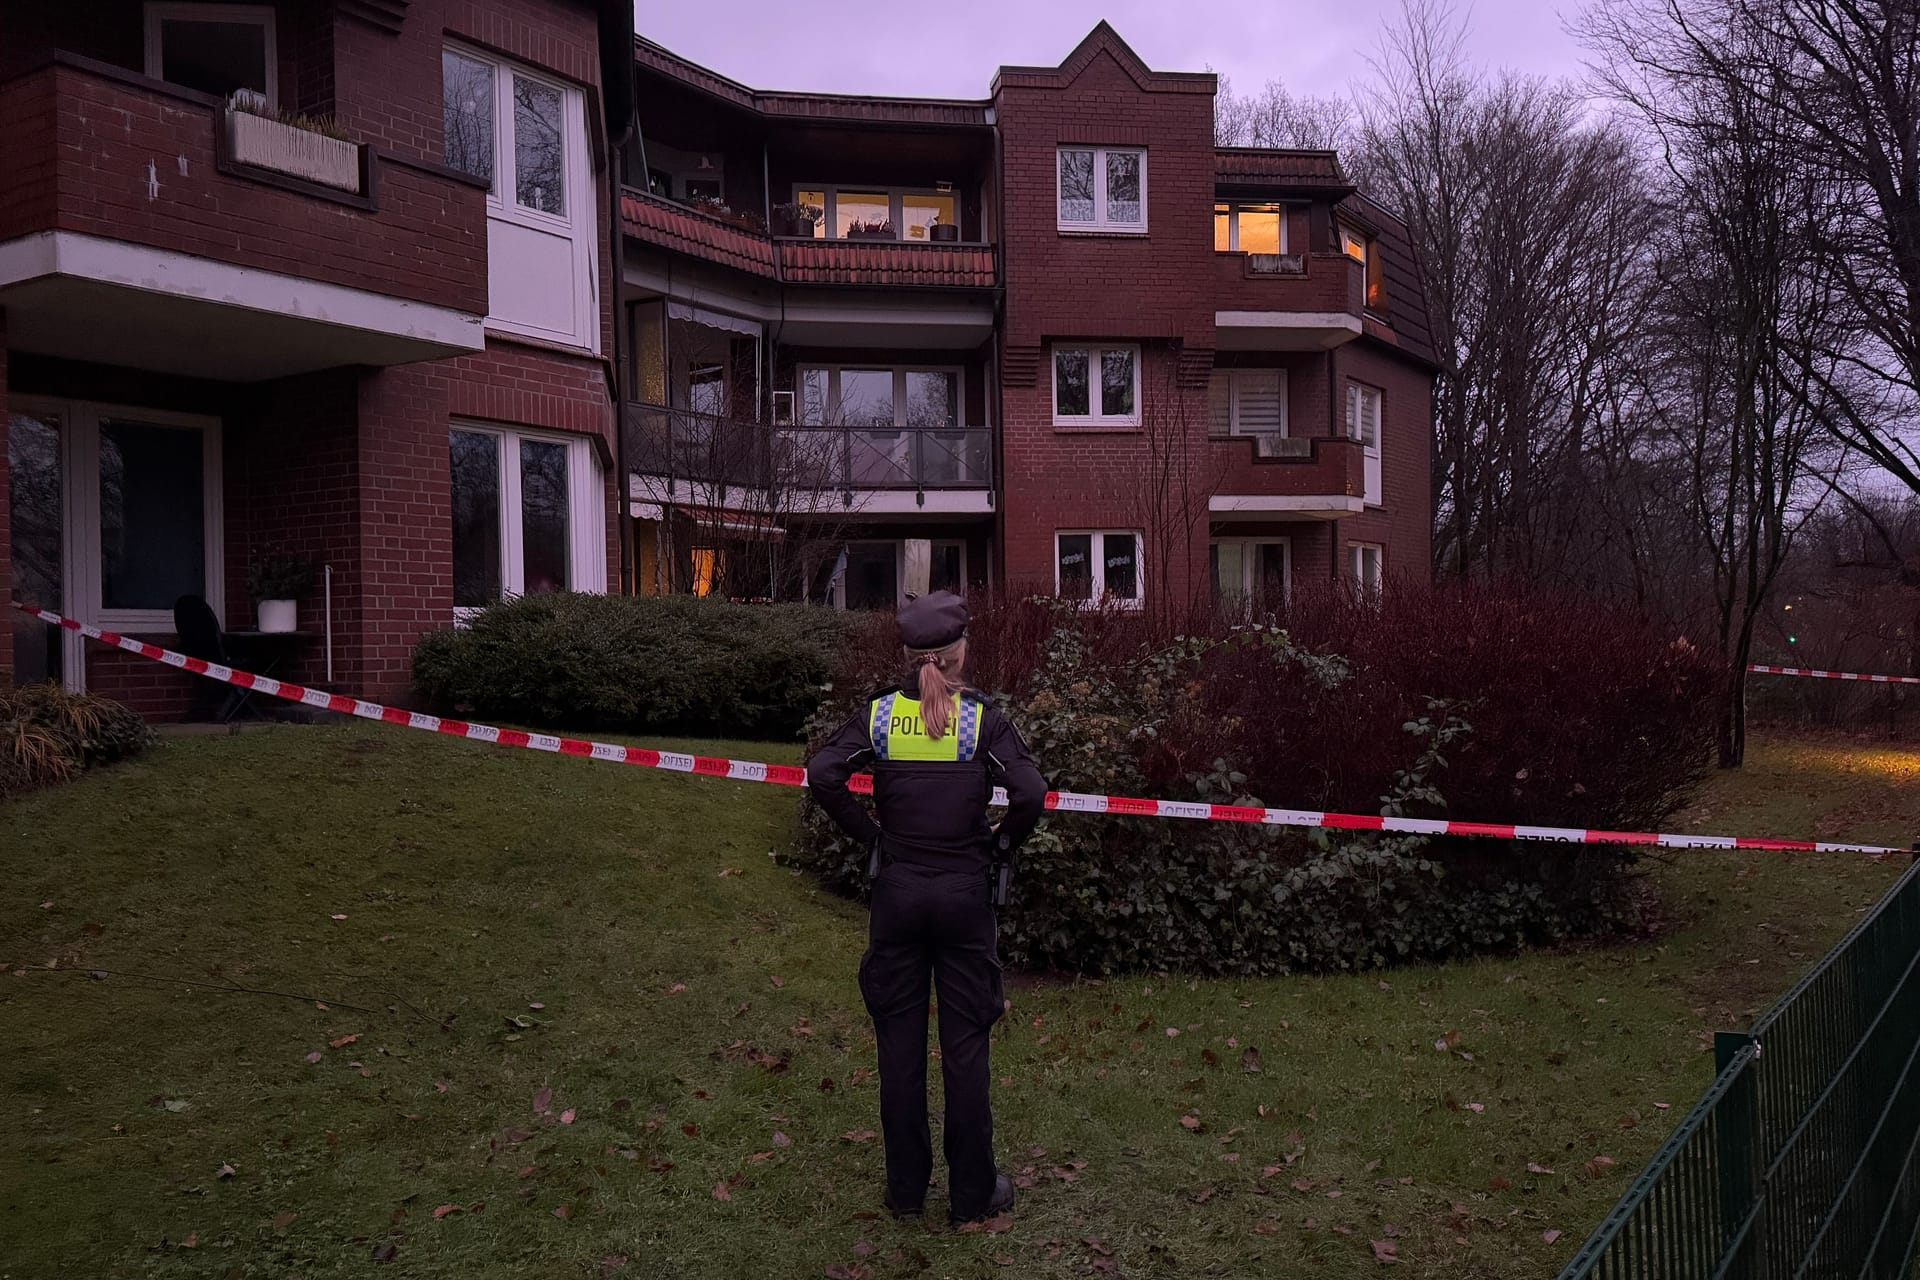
[666, 300, 763, 337]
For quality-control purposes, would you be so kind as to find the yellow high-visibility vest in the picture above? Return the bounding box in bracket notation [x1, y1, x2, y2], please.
[868, 691, 982, 763]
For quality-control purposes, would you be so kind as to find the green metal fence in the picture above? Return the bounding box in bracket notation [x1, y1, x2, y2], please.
[1557, 854, 1920, 1279]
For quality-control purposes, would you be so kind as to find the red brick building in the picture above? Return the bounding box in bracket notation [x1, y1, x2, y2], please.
[622, 23, 1436, 612]
[1, 0, 633, 713]
[1, 13, 1433, 716]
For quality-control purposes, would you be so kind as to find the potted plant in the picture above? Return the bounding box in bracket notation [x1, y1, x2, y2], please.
[226, 90, 362, 194]
[247, 554, 316, 634]
[771, 201, 817, 238]
[846, 218, 894, 241]
[927, 214, 960, 243]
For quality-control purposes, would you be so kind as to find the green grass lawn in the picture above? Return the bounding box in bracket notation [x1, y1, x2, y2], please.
[3, 726, 1916, 1279]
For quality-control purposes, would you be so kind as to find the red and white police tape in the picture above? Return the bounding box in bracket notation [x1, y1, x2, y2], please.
[1748, 663, 1920, 686]
[11, 600, 1908, 857]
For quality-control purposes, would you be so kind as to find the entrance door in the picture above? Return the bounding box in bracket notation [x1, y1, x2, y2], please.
[842, 542, 900, 610]
[7, 409, 71, 687]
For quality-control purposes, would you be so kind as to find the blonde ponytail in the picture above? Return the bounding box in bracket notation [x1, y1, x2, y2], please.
[911, 638, 968, 739]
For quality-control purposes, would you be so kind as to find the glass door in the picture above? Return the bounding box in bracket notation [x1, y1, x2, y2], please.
[7, 410, 72, 688]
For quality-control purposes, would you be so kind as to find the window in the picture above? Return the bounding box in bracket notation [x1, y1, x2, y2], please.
[1211, 538, 1291, 606]
[1214, 203, 1285, 254]
[1053, 346, 1139, 427]
[1346, 382, 1383, 505]
[1057, 147, 1148, 232]
[10, 398, 223, 655]
[1055, 531, 1143, 605]
[1208, 369, 1287, 439]
[443, 46, 596, 350]
[450, 426, 606, 613]
[1350, 543, 1384, 598]
[145, 3, 276, 104]
[796, 366, 969, 487]
[795, 186, 958, 240]
[7, 411, 64, 687]
[1340, 226, 1390, 313]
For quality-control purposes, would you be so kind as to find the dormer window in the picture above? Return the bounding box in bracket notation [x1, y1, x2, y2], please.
[1339, 225, 1390, 313]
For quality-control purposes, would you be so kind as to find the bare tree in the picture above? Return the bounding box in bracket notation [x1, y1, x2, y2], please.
[1214, 74, 1355, 150]
[1127, 345, 1225, 631]
[1582, 0, 1847, 766]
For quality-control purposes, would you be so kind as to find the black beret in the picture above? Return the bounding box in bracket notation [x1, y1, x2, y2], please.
[898, 590, 969, 650]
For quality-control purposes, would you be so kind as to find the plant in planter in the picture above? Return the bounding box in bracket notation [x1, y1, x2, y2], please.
[247, 555, 317, 634]
[927, 214, 961, 243]
[686, 194, 765, 232]
[846, 218, 895, 241]
[226, 90, 361, 192]
[771, 201, 818, 238]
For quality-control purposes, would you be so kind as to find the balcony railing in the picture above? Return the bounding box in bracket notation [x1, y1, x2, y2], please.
[625, 403, 992, 492]
[620, 190, 997, 288]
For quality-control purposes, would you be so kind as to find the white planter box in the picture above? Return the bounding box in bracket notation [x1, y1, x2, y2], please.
[257, 599, 298, 634]
[227, 111, 361, 193]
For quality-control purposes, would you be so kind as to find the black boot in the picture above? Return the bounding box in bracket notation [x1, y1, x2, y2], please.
[949, 1173, 1015, 1226]
[884, 1193, 924, 1222]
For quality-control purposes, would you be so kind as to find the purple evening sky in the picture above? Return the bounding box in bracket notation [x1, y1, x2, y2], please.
[635, 0, 1594, 103]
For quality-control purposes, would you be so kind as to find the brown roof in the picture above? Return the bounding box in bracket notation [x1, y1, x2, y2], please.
[1342, 194, 1440, 369]
[635, 38, 991, 128]
[1215, 148, 1352, 192]
[621, 191, 776, 278]
[993, 22, 1215, 96]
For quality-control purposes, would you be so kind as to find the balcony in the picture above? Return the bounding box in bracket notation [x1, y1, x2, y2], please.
[1213, 251, 1365, 351]
[1208, 434, 1365, 518]
[621, 190, 997, 289]
[625, 403, 994, 517]
[0, 55, 486, 380]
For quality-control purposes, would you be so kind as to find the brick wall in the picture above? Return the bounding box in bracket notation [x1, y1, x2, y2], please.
[355, 365, 454, 702]
[1334, 342, 1434, 580]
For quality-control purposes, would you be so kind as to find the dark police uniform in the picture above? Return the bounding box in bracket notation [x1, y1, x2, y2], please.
[806, 593, 1047, 1224]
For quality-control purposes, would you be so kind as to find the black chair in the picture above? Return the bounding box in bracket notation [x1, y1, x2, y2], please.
[172, 595, 251, 722]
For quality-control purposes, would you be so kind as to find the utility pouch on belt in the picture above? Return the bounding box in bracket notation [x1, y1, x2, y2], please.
[867, 836, 883, 886]
[990, 832, 1013, 908]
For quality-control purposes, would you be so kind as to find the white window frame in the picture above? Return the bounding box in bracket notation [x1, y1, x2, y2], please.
[1214, 202, 1289, 254]
[795, 365, 967, 429]
[1056, 146, 1149, 234]
[450, 422, 607, 621]
[446, 43, 599, 352]
[144, 3, 278, 106]
[1350, 542, 1384, 598]
[791, 185, 962, 242]
[13, 396, 225, 674]
[1339, 225, 1369, 265]
[1209, 368, 1289, 439]
[1210, 536, 1292, 603]
[1054, 530, 1145, 607]
[1346, 381, 1384, 505]
[1052, 345, 1141, 428]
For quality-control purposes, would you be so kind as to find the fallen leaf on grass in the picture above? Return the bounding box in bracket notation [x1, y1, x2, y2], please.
[1372, 1240, 1400, 1264]
[841, 1129, 877, 1143]
[718, 868, 743, 878]
[1179, 1114, 1202, 1131]
[432, 1204, 461, 1220]
[669, 984, 688, 995]
[162, 1099, 190, 1113]
[553, 1205, 573, 1220]
[1488, 1176, 1512, 1191]
[1527, 1163, 1556, 1175]
[770, 975, 786, 988]
[517, 1165, 537, 1179]
[179, 1233, 197, 1249]
[957, 1213, 1013, 1235]
[330, 914, 347, 921]
[216, 1164, 235, 1179]
[1253, 1222, 1279, 1236]
[1465, 1103, 1486, 1114]
[772, 1132, 792, 1148]
[1655, 1101, 1672, 1110]
[823, 1267, 874, 1280]
[712, 1182, 732, 1201]
[599, 1258, 628, 1276]
[272, 1212, 298, 1232]
[533, 1087, 553, 1114]
[372, 1242, 398, 1263]
[1243, 1047, 1262, 1073]
[1543, 1230, 1563, 1244]
[1585, 1156, 1618, 1178]
[561, 1109, 577, 1125]
[853, 1240, 877, 1257]
[748, 1151, 775, 1163]
[435, 1080, 448, 1094]
[1166, 1026, 1181, 1037]
[330, 1034, 359, 1049]
[1291, 1179, 1314, 1192]
[682, 1122, 700, 1137]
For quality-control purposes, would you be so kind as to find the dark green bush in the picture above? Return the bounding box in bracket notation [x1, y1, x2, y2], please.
[0, 682, 152, 801]
[795, 601, 1690, 976]
[412, 593, 854, 739]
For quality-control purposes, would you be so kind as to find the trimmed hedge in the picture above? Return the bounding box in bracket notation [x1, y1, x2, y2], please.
[412, 593, 855, 739]
[796, 584, 1725, 976]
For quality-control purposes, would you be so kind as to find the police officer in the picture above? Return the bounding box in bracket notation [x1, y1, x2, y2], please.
[806, 590, 1047, 1226]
